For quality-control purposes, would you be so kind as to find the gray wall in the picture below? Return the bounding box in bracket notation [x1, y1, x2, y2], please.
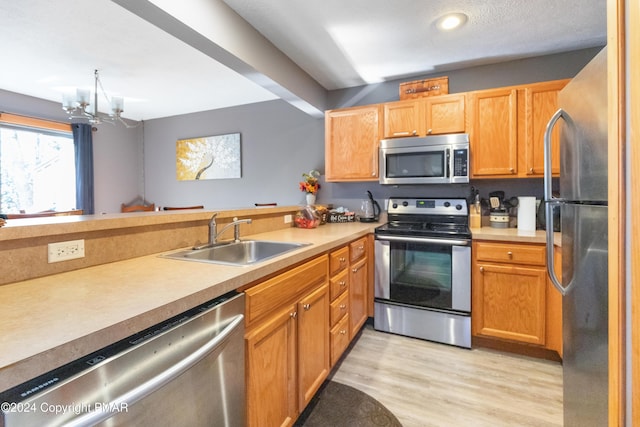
[1, 46, 603, 214]
[143, 100, 324, 209]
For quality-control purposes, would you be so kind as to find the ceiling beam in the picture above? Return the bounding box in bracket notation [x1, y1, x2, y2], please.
[112, 0, 327, 118]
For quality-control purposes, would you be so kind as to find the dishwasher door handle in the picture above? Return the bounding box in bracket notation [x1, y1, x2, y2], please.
[64, 314, 245, 427]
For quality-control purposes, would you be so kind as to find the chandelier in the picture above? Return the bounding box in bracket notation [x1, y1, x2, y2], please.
[62, 69, 138, 128]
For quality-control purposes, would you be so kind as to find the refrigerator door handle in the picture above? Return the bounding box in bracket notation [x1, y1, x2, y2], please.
[543, 108, 573, 201]
[544, 200, 573, 296]
[543, 108, 575, 296]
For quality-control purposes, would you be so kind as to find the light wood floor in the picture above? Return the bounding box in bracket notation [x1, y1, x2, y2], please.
[330, 325, 563, 427]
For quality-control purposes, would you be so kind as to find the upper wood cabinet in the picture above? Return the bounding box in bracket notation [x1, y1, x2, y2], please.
[325, 105, 382, 182]
[382, 93, 465, 138]
[467, 88, 519, 177]
[521, 80, 569, 176]
[468, 79, 569, 178]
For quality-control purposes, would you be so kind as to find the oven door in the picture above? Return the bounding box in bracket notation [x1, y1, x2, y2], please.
[375, 235, 470, 312]
[379, 144, 450, 185]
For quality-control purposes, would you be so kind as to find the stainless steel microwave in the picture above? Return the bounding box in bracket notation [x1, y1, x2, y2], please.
[379, 134, 469, 185]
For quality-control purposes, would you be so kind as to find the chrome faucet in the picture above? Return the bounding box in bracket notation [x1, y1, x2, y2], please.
[194, 212, 219, 250]
[215, 217, 252, 243]
[194, 214, 252, 249]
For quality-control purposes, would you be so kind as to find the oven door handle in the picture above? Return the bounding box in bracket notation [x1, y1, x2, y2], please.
[375, 235, 470, 246]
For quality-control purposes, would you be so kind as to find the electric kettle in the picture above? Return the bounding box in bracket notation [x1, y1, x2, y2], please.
[359, 190, 381, 222]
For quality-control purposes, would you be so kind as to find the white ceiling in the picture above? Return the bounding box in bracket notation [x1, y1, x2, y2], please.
[0, 0, 606, 121]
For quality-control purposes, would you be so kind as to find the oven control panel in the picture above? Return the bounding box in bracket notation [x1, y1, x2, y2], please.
[387, 198, 468, 216]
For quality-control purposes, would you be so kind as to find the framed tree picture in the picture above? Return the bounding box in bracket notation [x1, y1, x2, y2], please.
[176, 132, 241, 181]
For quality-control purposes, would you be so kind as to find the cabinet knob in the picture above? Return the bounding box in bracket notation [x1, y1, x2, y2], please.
[530, 167, 535, 173]
[303, 303, 311, 311]
[412, 129, 418, 135]
[339, 257, 346, 263]
[352, 267, 359, 273]
[290, 311, 297, 318]
[510, 168, 515, 173]
[507, 251, 513, 257]
[427, 129, 432, 134]
[480, 266, 485, 273]
[340, 330, 347, 335]
[340, 304, 347, 310]
[339, 281, 346, 287]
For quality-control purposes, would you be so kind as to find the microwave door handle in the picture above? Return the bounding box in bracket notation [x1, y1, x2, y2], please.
[445, 148, 451, 180]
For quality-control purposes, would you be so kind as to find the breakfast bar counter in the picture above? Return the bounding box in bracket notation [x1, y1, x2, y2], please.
[0, 221, 377, 391]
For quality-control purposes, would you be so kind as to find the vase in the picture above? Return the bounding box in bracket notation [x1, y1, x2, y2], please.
[306, 193, 316, 206]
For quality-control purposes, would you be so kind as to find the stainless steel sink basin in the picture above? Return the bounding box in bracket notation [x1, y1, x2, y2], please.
[162, 240, 310, 266]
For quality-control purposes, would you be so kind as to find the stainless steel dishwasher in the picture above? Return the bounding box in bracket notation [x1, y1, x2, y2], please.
[0, 291, 245, 427]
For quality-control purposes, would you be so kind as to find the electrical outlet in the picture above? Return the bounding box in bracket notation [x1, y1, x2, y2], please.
[48, 239, 85, 263]
[284, 214, 292, 224]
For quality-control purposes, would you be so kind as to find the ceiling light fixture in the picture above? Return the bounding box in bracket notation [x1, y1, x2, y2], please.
[436, 13, 468, 31]
[62, 69, 137, 128]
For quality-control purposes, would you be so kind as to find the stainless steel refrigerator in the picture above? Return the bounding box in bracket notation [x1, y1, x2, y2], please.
[544, 47, 608, 426]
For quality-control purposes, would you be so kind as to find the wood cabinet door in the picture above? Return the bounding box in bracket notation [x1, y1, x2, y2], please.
[245, 304, 297, 427]
[468, 88, 518, 177]
[330, 314, 350, 367]
[297, 284, 330, 410]
[325, 105, 381, 181]
[382, 99, 421, 138]
[473, 263, 547, 345]
[522, 80, 569, 176]
[349, 257, 368, 337]
[424, 93, 466, 134]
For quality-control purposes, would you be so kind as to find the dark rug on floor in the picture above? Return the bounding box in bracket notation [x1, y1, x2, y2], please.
[295, 380, 403, 427]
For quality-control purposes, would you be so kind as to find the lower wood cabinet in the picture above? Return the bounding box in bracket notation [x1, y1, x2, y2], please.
[244, 255, 330, 427]
[472, 240, 562, 356]
[244, 236, 372, 426]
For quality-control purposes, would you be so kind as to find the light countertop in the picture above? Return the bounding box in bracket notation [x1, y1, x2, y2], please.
[1, 221, 561, 392]
[0, 222, 377, 391]
[471, 226, 561, 246]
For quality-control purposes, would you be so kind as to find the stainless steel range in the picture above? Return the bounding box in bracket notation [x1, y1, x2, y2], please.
[374, 198, 471, 348]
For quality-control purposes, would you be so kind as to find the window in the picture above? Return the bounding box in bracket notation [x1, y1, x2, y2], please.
[0, 113, 76, 214]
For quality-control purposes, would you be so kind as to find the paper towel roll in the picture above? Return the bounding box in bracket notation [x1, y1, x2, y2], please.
[517, 196, 537, 231]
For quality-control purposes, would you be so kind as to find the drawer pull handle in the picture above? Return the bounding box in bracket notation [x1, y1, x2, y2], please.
[290, 311, 297, 318]
[340, 330, 347, 335]
[339, 257, 346, 263]
[340, 304, 347, 310]
[303, 303, 311, 311]
[340, 281, 346, 287]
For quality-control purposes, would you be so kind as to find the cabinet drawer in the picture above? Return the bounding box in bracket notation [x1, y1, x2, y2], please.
[329, 246, 349, 276]
[329, 268, 349, 301]
[245, 255, 328, 326]
[349, 237, 367, 263]
[330, 314, 350, 366]
[475, 242, 545, 266]
[330, 290, 349, 327]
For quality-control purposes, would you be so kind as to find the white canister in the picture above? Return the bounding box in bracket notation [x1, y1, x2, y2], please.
[517, 196, 537, 231]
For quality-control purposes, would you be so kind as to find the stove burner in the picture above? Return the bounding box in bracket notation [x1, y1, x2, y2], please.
[376, 197, 471, 239]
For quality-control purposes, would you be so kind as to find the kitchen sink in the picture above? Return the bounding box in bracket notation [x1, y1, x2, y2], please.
[161, 240, 311, 266]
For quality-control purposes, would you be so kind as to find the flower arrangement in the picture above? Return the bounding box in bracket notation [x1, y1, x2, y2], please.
[299, 170, 321, 194]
